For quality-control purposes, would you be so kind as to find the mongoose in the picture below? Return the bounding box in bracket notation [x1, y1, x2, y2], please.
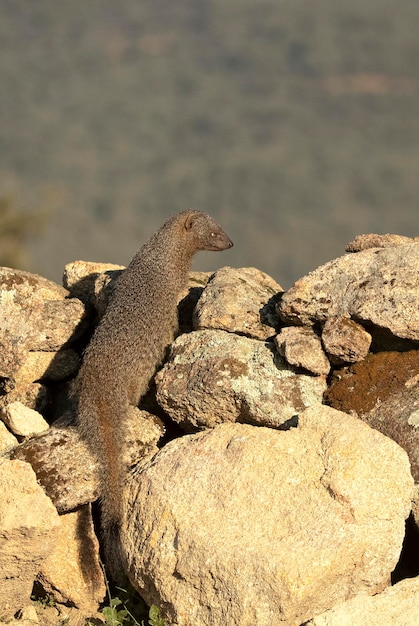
[74, 210, 233, 582]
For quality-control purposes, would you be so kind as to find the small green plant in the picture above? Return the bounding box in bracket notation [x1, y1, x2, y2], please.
[91, 597, 165, 626]
[89, 561, 166, 626]
[148, 605, 165, 626]
[101, 596, 130, 626]
[30, 590, 56, 608]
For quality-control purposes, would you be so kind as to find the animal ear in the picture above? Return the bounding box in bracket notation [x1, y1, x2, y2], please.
[184, 213, 197, 232]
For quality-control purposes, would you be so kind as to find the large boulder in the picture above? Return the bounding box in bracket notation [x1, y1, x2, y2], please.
[278, 242, 419, 348]
[124, 406, 413, 626]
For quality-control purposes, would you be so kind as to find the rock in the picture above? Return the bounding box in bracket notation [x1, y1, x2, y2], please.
[274, 326, 330, 375]
[0, 382, 48, 414]
[37, 505, 105, 611]
[155, 329, 326, 430]
[12, 422, 100, 513]
[0, 268, 88, 399]
[0, 458, 60, 615]
[32, 299, 88, 351]
[124, 407, 413, 626]
[345, 233, 419, 252]
[321, 316, 372, 365]
[63, 260, 125, 305]
[412, 484, 419, 530]
[193, 266, 282, 339]
[277, 242, 419, 346]
[360, 379, 419, 482]
[0, 267, 88, 355]
[178, 271, 212, 333]
[1, 401, 49, 437]
[0, 266, 68, 301]
[0, 336, 28, 379]
[12, 408, 164, 513]
[306, 576, 419, 625]
[8, 348, 80, 386]
[325, 351, 419, 417]
[0, 420, 18, 452]
[16, 605, 40, 625]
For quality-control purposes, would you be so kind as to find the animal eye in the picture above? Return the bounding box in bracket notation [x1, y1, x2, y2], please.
[210, 232, 216, 237]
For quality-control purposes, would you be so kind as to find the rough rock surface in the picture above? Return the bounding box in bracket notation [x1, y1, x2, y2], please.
[274, 326, 330, 375]
[307, 576, 419, 625]
[412, 484, 419, 530]
[321, 315, 372, 365]
[0, 382, 48, 415]
[124, 406, 413, 626]
[0, 458, 60, 615]
[155, 329, 326, 430]
[325, 351, 419, 417]
[1, 401, 49, 437]
[4, 348, 80, 387]
[38, 505, 105, 611]
[63, 260, 125, 306]
[278, 242, 419, 345]
[360, 379, 419, 482]
[12, 421, 99, 513]
[7, 605, 40, 626]
[0, 267, 87, 357]
[345, 233, 419, 252]
[2, 251, 419, 623]
[12, 408, 164, 513]
[0, 420, 18, 451]
[193, 266, 282, 339]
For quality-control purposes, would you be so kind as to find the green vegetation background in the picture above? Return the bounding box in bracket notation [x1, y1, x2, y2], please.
[1, 0, 418, 287]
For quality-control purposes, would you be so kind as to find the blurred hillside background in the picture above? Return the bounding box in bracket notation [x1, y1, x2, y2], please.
[1, 0, 418, 288]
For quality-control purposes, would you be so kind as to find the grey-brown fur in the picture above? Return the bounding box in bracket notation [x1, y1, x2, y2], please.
[74, 210, 232, 582]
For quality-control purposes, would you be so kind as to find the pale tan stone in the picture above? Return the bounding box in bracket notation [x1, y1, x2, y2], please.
[0, 458, 60, 615]
[346, 233, 419, 252]
[0, 420, 18, 452]
[2, 401, 49, 437]
[12, 349, 80, 385]
[322, 315, 372, 364]
[193, 266, 283, 339]
[278, 242, 419, 343]
[125, 407, 413, 626]
[38, 506, 105, 611]
[307, 577, 419, 625]
[275, 326, 330, 375]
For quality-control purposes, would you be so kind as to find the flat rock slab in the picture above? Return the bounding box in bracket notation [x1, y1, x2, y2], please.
[155, 329, 326, 429]
[124, 406, 413, 626]
[278, 242, 419, 344]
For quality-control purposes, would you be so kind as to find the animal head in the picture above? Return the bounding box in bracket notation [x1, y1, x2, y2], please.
[181, 210, 233, 252]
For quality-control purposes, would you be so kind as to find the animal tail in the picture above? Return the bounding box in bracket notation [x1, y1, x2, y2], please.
[96, 399, 130, 585]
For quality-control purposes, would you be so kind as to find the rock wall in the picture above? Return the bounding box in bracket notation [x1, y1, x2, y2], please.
[0, 235, 418, 625]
